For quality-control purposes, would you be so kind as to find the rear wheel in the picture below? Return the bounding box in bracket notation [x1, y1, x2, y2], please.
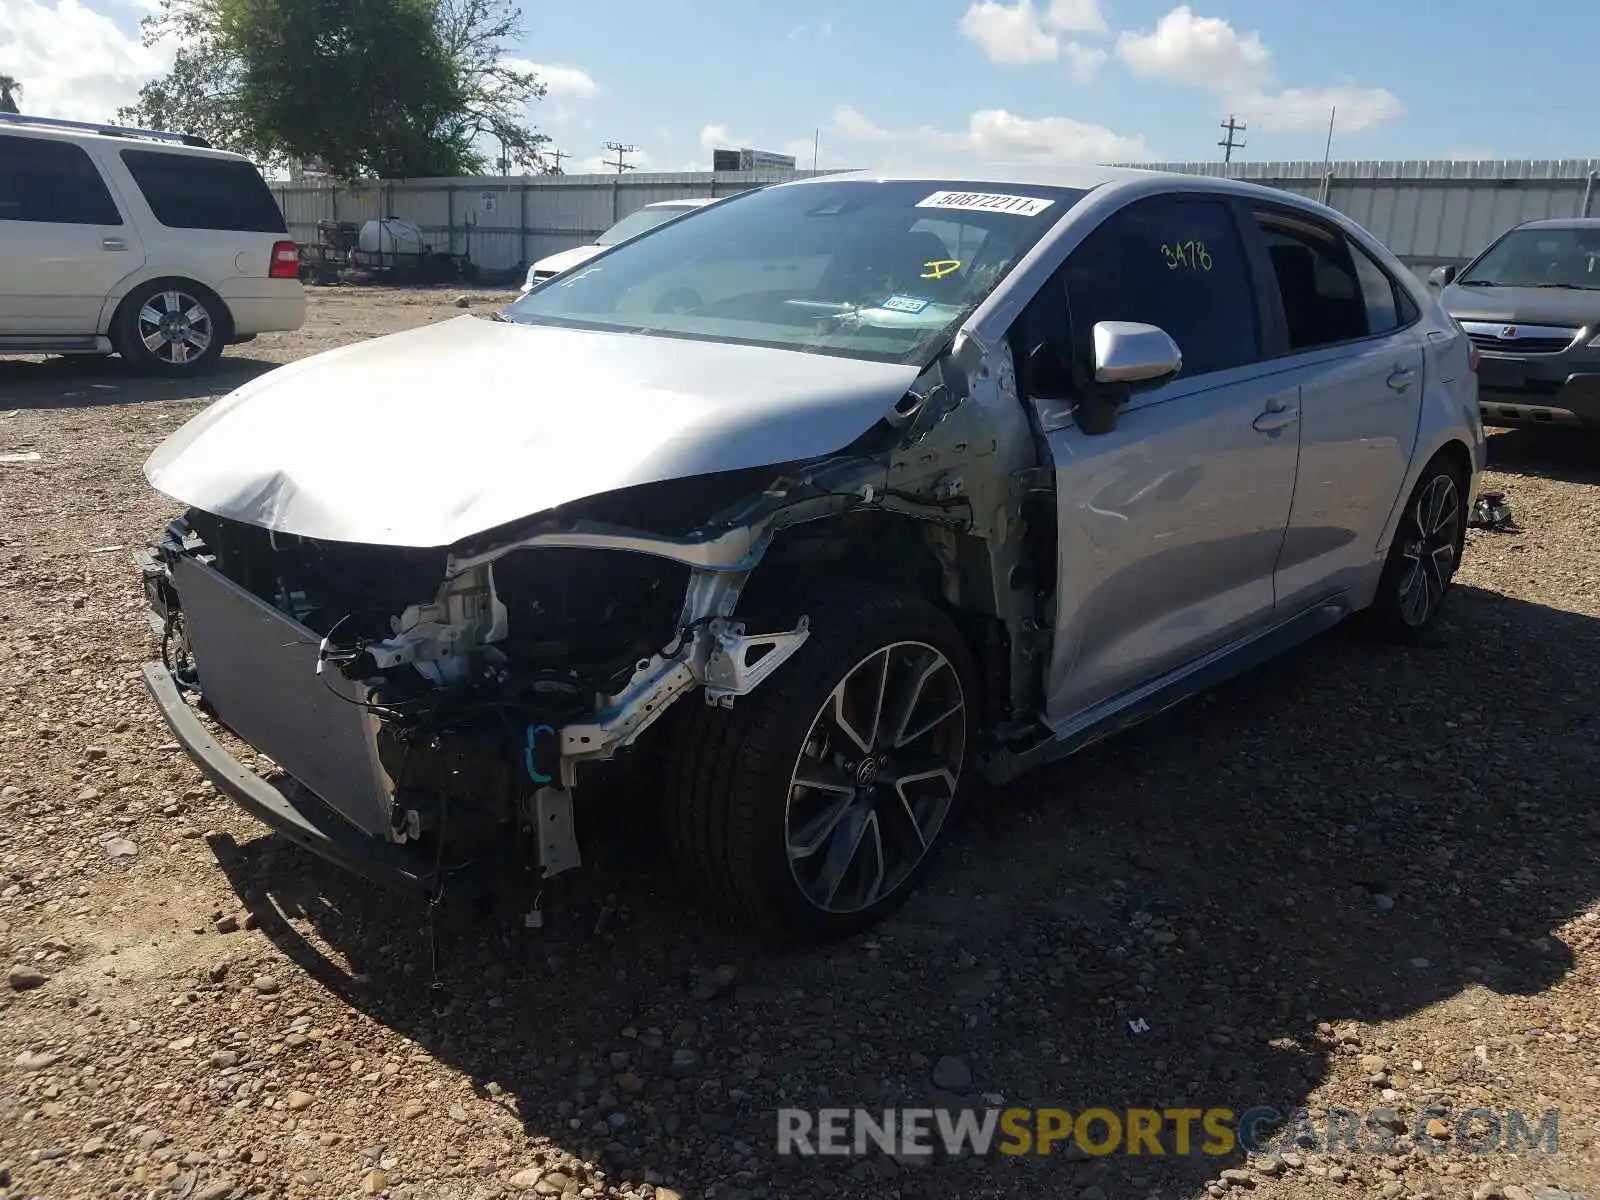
[1361, 456, 1468, 640]
[113, 281, 226, 376]
[665, 585, 975, 939]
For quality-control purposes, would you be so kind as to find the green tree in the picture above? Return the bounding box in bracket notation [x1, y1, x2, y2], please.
[0, 75, 20, 114]
[118, 0, 547, 177]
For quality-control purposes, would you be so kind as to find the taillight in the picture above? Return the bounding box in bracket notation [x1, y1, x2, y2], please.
[1467, 343, 1480, 372]
[268, 240, 300, 279]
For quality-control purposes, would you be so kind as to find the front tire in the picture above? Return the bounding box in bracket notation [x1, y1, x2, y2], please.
[112, 281, 226, 376]
[1362, 455, 1468, 641]
[665, 585, 976, 940]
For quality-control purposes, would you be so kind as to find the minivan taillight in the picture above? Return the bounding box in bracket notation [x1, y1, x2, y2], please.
[1468, 343, 1481, 372]
[268, 240, 300, 279]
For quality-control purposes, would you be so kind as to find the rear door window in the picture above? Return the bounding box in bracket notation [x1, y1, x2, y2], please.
[1253, 211, 1415, 351]
[0, 134, 123, 225]
[119, 148, 287, 233]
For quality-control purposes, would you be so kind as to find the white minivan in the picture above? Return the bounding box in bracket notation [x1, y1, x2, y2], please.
[0, 113, 305, 376]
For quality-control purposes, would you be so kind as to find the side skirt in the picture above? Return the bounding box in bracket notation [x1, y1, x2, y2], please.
[977, 600, 1351, 786]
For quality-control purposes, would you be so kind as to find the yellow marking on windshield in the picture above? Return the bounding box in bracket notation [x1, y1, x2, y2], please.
[921, 259, 962, 280]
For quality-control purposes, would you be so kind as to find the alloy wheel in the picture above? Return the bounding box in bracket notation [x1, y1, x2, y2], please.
[136, 290, 214, 366]
[784, 640, 966, 914]
[1397, 473, 1461, 627]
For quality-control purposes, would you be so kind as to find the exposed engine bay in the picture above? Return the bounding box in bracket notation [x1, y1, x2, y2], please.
[139, 336, 1055, 897]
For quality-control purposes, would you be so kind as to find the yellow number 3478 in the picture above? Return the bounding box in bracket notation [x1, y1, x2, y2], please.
[1161, 241, 1214, 271]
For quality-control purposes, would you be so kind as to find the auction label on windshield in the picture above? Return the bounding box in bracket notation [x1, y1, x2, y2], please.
[916, 190, 1055, 216]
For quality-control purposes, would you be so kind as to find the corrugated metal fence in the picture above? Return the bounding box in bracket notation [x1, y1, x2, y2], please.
[1124, 158, 1600, 279]
[269, 169, 827, 278]
[272, 159, 1600, 281]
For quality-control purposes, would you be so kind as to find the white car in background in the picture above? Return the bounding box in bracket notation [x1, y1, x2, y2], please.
[0, 112, 304, 376]
[519, 197, 716, 292]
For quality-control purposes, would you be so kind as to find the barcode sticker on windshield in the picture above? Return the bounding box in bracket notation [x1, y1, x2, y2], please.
[916, 190, 1055, 217]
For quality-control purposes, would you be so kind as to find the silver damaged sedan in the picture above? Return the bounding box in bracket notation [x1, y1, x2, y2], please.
[139, 164, 1487, 939]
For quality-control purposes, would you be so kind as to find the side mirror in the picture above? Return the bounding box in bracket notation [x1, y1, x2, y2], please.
[1092, 321, 1182, 386]
[1428, 265, 1458, 288]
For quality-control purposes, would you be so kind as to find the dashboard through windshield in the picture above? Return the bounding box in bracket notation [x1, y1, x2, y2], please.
[501, 179, 1088, 363]
[1459, 226, 1600, 289]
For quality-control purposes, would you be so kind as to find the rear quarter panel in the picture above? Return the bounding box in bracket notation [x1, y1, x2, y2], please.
[91, 146, 299, 334]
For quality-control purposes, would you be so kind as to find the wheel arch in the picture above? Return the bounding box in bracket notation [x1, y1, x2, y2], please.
[109, 275, 235, 345]
[738, 510, 1014, 730]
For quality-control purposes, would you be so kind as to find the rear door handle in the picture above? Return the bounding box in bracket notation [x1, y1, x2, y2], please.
[1253, 401, 1300, 433]
[102, 238, 127, 251]
[1387, 365, 1416, 391]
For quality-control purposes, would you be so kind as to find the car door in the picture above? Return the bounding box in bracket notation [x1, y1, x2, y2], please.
[0, 133, 143, 336]
[1244, 205, 1426, 611]
[1014, 192, 1304, 728]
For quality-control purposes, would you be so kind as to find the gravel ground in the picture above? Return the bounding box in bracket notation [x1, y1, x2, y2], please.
[2, 286, 1599, 1200]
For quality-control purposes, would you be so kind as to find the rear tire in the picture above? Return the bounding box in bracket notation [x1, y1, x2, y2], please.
[1360, 455, 1468, 642]
[112, 280, 227, 376]
[664, 584, 976, 940]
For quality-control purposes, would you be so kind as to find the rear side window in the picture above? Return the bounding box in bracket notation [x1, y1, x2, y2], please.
[119, 149, 287, 233]
[1255, 211, 1415, 351]
[0, 134, 122, 225]
[1063, 194, 1261, 378]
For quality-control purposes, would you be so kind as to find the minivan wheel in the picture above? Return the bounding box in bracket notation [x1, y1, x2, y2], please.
[113, 281, 226, 376]
[1362, 457, 1468, 641]
[665, 585, 976, 939]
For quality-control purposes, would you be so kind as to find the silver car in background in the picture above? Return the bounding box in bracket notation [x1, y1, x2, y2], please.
[139, 164, 1484, 942]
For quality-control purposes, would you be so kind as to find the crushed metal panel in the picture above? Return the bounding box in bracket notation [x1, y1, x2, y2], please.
[172, 556, 395, 838]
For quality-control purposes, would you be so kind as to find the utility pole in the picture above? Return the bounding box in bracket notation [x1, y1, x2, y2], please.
[602, 141, 638, 175]
[545, 147, 568, 174]
[1218, 114, 1246, 165]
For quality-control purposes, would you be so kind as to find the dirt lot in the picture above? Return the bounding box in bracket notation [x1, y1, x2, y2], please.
[2, 286, 1599, 1200]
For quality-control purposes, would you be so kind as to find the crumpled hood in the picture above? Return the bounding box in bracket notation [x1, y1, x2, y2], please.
[1441, 282, 1600, 329]
[144, 315, 922, 547]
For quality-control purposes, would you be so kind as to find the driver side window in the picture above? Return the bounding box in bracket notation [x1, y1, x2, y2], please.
[1062, 195, 1261, 380]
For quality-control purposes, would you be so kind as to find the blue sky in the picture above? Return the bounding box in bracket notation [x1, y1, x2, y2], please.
[5, 0, 1598, 173]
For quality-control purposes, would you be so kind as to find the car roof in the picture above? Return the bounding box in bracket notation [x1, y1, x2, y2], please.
[778, 161, 1317, 207]
[644, 198, 716, 209]
[0, 119, 252, 163]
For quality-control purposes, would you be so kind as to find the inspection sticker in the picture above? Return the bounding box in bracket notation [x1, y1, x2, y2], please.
[879, 294, 931, 314]
[916, 190, 1055, 217]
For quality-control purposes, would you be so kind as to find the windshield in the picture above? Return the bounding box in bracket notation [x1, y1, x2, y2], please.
[595, 204, 701, 246]
[502, 178, 1087, 364]
[1458, 226, 1600, 289]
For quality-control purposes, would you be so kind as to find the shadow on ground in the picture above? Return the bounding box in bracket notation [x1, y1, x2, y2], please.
[0, 353, 276, 410]
[206, 584, 1600, 1199]
[1486, 426, 1600, 486]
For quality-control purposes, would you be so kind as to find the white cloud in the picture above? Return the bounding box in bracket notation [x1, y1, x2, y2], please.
[828, 102, 1147, 166]
[1114, 6, 1267, 87]
[0, 0, 174, 124]
[1238, 83, 1402, 135]
[1114, 5, 1399, 134]
[958, 0, 1108, 68]
[699, 122, 744, 154]
[526, 62, 599, 101]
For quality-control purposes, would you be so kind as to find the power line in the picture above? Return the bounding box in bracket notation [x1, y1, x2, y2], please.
[1219, 115, 1246, 165]
[602, 141, 638, 174]
[544, 146, 568, 174]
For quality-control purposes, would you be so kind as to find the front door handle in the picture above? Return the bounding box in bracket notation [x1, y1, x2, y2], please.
[1253, 401, 1300, 433]
[1387, 365, 1416, 391]
[102, 238, 127, 251]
